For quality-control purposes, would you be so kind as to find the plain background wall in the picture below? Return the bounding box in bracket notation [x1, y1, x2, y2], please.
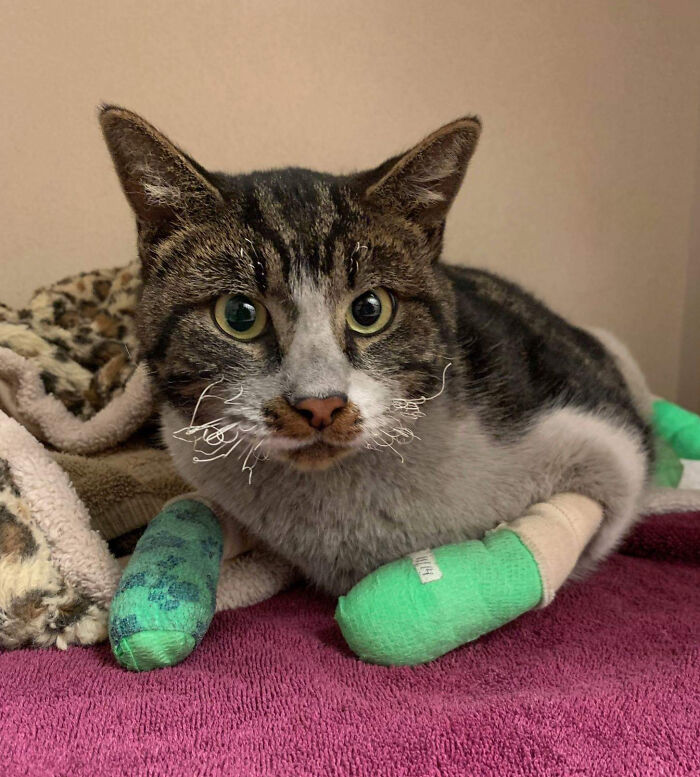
[1, 0, 698, 408]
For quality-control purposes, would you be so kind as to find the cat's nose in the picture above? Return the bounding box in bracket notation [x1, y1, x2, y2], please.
[293, 395, 348, 429]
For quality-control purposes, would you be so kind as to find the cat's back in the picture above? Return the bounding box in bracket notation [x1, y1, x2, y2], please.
[441, 264, 651, 447]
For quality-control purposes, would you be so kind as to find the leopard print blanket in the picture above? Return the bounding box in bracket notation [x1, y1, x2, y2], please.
[0, 264, 294, 651]
[0, 263, 145, 649]
[0, 264, 141, 419]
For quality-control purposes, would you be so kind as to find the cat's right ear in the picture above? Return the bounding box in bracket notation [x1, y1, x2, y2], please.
[99, 106, 222, 244]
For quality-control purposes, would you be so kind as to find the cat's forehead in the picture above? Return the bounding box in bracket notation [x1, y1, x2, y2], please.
[221, 168, 351, 237]
[147, 167, 431, 305]
[209, 171, 423, 292]
[222, 169, 365, 278]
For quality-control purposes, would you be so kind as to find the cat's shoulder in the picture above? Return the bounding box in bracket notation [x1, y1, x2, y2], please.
[440, 263, 554, 318]
[438, 262, 650, 444]
[439, 262, 607, 358]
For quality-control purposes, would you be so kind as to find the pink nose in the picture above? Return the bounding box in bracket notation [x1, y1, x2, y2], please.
[293, 395, 347, 429]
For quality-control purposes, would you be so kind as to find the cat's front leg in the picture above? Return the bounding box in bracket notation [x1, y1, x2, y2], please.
[213, 502, 299, 611]
[498, 492, 603, 606]
[335, 491, 605, 665]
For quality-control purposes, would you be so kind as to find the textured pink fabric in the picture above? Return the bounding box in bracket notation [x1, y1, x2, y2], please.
[1, 512, 698, 777]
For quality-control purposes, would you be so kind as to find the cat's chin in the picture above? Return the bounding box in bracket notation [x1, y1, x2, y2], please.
[276, 441, 359, 472]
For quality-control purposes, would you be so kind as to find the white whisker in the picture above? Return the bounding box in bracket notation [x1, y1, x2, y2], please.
[171, 417, 226, 441]
[171, 378, 266, 480]
[224, 386, 244, 404]
[366, 434, 406, 463]
[187, 376, 224, 426]
[241, 438, 266, 484]
[193, 434, 245, 462]
[366, 363, 451, 463]
[390, 362, 452, 420]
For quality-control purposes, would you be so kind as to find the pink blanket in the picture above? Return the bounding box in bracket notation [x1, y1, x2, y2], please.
[1, 511, 698, 777]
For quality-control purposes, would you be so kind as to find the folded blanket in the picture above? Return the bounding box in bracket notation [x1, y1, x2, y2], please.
[0, 265, 294, 650]
[0, 263, 698, 653]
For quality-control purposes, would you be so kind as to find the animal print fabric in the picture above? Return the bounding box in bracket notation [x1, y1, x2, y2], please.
[0, 264, 142, 649]
[0, 262, 141, 418]
[0, 457, 107, 649]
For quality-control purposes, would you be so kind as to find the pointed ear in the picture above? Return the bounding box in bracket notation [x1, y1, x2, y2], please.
[99, 106, 223, 242]
[361, 116, 481, 231]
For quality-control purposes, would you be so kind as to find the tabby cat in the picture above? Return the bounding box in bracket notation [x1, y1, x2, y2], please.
[100, 106, 653, 595]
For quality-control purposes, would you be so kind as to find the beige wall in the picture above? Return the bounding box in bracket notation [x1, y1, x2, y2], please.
[1, 0, 699, 406]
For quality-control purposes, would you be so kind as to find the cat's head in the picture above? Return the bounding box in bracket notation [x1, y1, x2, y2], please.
[100, 106, 480, 471]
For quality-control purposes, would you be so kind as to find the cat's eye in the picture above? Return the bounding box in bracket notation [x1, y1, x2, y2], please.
[213, 294, 268, 340]
[346, 288, 395, 335]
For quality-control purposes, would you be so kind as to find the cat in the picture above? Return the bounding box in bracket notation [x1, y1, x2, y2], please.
[100, 106, 653, 596]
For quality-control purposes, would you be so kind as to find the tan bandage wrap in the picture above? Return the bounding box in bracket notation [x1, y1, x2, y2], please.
[497, 493, 604, 607]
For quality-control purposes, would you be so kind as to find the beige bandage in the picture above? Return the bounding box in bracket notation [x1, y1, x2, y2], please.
[496, 493, 604, 606]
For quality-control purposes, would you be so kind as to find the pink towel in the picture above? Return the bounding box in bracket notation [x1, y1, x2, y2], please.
[1, 511, 698, 777]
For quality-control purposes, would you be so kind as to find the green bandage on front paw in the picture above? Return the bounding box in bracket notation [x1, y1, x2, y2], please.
[109, 499, 223, 671]
[335, 530, 543, 666]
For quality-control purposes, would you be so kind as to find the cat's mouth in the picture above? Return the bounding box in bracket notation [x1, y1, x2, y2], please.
[260, 396, 364, 471]
[280, 439, 358, 471]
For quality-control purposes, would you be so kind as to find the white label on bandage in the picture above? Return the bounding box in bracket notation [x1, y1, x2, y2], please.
[409, 549, 443, 584]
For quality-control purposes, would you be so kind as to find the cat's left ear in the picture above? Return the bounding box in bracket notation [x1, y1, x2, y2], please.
[360, 116, 481, 234]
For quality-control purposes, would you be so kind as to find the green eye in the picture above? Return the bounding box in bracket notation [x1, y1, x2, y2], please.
[346, 288, 395, 335]
[213, 294, 268, 340]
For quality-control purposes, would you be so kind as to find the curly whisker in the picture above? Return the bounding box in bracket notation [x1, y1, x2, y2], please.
[365, 363, 451, 462]
[171, 377, 266, 481]
[390, 362, 451, 420]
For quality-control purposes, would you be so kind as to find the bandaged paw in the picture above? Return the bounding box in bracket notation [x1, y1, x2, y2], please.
[335, 493, 603, 666]
[109, 498, 223, 671]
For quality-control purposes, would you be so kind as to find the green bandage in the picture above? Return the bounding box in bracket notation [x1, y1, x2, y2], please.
[653, 399, 700, 460]
[336, 493, 603, 666]
[109, 499, 223, 671]
[336, 530, 543, 666]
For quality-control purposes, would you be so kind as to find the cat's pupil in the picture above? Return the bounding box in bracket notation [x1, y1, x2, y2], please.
[225, 296, 256, 332]
[352, 292, 382, 326]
